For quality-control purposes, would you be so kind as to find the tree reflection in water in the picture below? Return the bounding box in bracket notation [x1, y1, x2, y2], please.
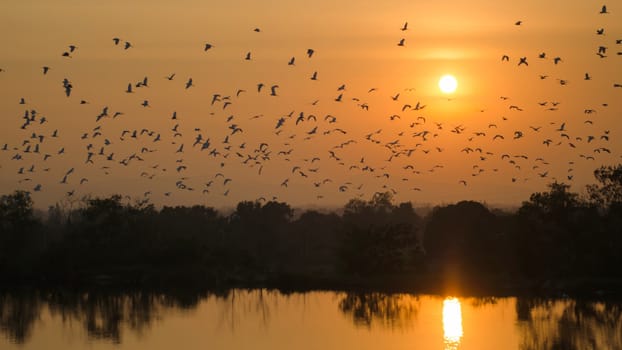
[0, 291, 41, 344]
[517, 298, 622, 350]
[338, 292, 419, 330]
[0, 289, 209, 344]
[3, 290, 622, 348]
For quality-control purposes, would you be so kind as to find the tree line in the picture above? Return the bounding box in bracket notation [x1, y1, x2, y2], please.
[1, 164, 622, 293]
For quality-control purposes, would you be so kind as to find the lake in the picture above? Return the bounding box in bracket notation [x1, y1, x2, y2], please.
[1, 289, 621, 349]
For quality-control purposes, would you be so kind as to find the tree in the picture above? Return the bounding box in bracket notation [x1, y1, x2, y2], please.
[0, 191, 40, 272]
[586, 164, 622, 211]
[519, 182, 581, 220]
[0, 190, 34, 228]
[339, 192, 422, 274]
[516, 182, 607, 279]
[424, 201, 506, 277]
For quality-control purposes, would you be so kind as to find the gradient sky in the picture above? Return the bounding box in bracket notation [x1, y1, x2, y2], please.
[1, 0, 620, 209]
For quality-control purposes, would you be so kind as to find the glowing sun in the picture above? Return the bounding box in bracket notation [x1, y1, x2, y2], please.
[439, 74, 458, 94]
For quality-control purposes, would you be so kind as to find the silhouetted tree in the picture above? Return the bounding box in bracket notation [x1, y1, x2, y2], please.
[587, 164, 622, 211]
[228, 200, 294, 274]
[0, 191, 41, 274]
[424, 201, 509, 280]
[288, 210, 341, 274]
[340, 192, 422, 274]
[516, 182, 609, 280]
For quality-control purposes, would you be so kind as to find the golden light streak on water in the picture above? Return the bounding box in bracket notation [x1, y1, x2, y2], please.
[443, 297, 463, 350]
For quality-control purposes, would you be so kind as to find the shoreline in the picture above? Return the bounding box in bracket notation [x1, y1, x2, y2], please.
[4, 270, 622, 299]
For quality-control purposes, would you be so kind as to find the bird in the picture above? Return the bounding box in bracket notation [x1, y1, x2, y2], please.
[124, 41, 132, 49]
[306, 48, 314, 58]
[600, 5, 609, 14]
[204, 43, 213, 51]
[245, 52, 252, 60]
[63, 80, 72, 97]
[400, 22, 408, 31]
[165, 73, 176, 80]
[113, 37, 121, 45]
[397, 38, 405, 46]
[185, 78, 193, 89]
[518, 57, 528, 66]
[42, 66, 50, 74]
[270, 85, 279, 96]
[515, 20, 522, 25]
[310, 71, 318, 80]
[287, 57, 296, 65]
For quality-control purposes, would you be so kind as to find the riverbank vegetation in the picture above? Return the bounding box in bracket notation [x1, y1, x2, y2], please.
[1, 164, 622, 296]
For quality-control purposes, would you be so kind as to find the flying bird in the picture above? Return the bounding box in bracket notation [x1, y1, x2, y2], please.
[63, 79, 72, 97]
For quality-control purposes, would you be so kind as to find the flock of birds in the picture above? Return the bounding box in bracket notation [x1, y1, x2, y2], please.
[0, 4, 620, 208]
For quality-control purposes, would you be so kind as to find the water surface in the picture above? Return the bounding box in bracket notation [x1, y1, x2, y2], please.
[1, 289, 621, 350]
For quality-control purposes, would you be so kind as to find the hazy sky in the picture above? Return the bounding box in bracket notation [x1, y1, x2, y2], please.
[0, 0, 620, 209]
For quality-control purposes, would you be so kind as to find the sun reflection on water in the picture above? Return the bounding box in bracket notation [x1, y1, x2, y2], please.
[443, 297, 463, 350]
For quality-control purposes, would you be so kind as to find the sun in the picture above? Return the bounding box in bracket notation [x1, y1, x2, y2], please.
[439, 74, 458, 94]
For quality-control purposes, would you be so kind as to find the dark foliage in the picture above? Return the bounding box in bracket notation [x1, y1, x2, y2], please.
[1, 164, 622, 294]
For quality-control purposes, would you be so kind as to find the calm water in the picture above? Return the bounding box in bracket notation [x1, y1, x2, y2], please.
[1, 289, 621, 350]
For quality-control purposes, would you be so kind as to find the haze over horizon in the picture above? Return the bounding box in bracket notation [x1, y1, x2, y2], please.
[1, 0, 620, 210]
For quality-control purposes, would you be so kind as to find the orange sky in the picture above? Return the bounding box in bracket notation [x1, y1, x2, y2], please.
[0, 0, 620, 209]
